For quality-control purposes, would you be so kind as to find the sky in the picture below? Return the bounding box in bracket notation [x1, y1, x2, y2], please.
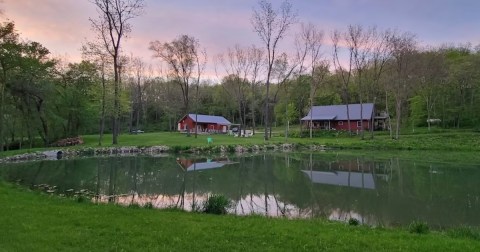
[2, 0, 480, 76]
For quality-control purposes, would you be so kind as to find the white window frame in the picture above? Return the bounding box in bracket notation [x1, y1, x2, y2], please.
[338, 121, 344, 126]
[357, 121, 362, 128]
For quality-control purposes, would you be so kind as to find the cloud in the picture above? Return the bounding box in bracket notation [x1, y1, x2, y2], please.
[3, 0, 95, 61]
[2, 0, 479, 79]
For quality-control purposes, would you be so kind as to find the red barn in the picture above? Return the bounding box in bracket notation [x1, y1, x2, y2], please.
[177, 114, 232, 133]
[301, 103, 376, 131]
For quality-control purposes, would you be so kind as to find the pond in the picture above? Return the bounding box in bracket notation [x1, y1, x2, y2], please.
[1, 151, 479, 228]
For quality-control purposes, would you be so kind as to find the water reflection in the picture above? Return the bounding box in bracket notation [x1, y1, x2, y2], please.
[176, 157, 237, 171]
[1, 152, 480, 227]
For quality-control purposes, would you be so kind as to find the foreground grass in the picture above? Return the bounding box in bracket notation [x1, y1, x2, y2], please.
[1, 182, 479, 251]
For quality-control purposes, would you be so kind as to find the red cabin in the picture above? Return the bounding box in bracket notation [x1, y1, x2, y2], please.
[301, 103, 382, 131]
[177, 114, 231, 134]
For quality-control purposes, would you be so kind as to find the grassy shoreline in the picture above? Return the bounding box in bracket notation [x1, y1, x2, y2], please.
[1, 182, 479, 251]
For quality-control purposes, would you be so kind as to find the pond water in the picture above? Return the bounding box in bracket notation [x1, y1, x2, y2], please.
[1, 151, 479, 228]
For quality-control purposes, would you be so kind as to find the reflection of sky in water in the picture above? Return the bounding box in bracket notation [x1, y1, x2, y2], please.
[96, 193, 373, 225]
[95, 193, 302, 217]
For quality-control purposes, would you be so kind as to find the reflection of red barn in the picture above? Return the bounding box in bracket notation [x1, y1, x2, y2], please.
[177, 114, 231, 133]
[301, 103, 381, 131]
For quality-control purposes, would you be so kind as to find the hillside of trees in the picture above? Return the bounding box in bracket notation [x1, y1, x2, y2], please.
[1, 0, 479, 150]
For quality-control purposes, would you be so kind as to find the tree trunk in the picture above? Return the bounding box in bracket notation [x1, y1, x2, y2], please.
[0, 67, 7, 151]
[112, 56, 119, 145]
[264, 80, 270, 141]
[395, 100, 402, 140]
[238, 101, 243, 137]
[385, 90, 393, 138]
[98, 69, 106, 146]
[251, 89, 256, 135]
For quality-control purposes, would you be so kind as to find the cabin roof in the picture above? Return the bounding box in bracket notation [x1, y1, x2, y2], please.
[301, 103, 374, 121]
[182, 114, 232, 125]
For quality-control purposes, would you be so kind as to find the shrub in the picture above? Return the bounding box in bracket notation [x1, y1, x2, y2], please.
[408, 220, 430, 234]
[348, 218, 360, 226]
[171, 145, 191, 153]
[202, 194, 232, 215]
[144, 202, 154, 209]
[227, 145, 236, 153]
[128, 203, 141, 209]
[76, 195, 87, 203]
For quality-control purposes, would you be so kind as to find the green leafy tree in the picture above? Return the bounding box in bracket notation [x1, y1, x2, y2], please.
[0, 21, 20, 151]
[56, 61, 100, 137]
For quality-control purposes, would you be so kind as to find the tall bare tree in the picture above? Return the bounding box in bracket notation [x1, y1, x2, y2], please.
[270, 30, 310, 139]
[366, 28, 393, 138]
[346, 25, 373, 139]
[299, 23, 327, 139]
[387, 32, 417, 139]
[251, 0, 297, 140]
[149, 35, 206, 137]
[247, 45, 264, 135]
[89, 0, 145, 144]
[217, 45, 251, 136]
[331, 29, 353, 133]
[128, 56, 146, 132]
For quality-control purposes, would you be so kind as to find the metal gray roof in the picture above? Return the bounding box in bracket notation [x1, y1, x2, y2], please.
[302, 170, 375, 189]
[186, 161, 225, 171]
[187, 114, 232, 125]
[301, 103, 374, 121]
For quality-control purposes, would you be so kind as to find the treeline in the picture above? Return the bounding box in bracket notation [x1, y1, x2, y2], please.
[1, 0, 479, 150]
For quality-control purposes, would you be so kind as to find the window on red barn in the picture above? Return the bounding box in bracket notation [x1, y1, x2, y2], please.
[338, 121, 343, 126]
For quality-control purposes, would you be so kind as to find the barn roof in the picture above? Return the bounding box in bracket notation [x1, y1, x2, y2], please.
[186, 114, 232, 125]
[302, 170, 375, 189]
[301, 103, 374, 121]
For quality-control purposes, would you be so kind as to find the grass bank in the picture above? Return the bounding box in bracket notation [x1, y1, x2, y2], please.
[55, 128, 480, 152]
[1, 182, 479, 251]
[1, 128, 479, 159]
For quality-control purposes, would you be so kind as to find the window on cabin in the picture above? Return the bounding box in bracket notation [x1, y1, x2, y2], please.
[357, 121, 362, 128]
[338, 121, 343, 126]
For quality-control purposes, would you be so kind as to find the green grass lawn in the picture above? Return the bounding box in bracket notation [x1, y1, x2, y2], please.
[1, 128, 479, 159]
[82, 131, 281, 147]
[1, 182, 479, 251]
[81, 128, 480, 151]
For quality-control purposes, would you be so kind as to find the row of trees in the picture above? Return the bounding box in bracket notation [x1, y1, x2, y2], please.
[1, 0, 479, 150]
